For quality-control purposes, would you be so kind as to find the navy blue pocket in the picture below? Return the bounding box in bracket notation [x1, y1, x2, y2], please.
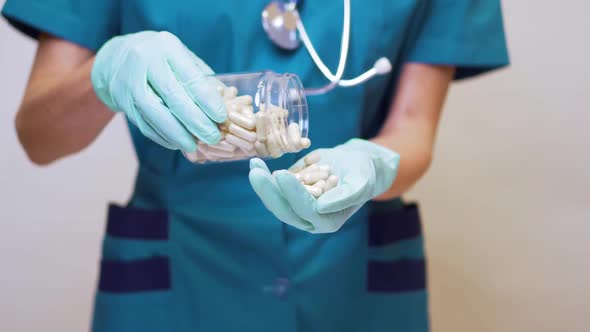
[367, 259, 426, 292]
[92, 205, 177, 332]
[98, 256, 170, 293]
[106, 204, 168, 240]
[367, 202, 427, 293]
[368, 203, 422, 247]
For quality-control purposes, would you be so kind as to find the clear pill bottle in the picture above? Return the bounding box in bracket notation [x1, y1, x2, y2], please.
[183, 71, 309, 163]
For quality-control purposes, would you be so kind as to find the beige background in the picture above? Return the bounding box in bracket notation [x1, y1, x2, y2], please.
[0, 1, 588, 331]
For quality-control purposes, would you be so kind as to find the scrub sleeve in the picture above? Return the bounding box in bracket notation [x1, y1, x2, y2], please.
[406, 0, 510, 79]
[1, 0, 119, 51]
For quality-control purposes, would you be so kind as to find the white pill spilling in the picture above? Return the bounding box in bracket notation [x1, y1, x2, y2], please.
[299, 138, 311, 149]
[228, 123, 257, 142]
[318, 164, 331, 173]
[304, 152, 321, 166]
[228, 111, 256, 130]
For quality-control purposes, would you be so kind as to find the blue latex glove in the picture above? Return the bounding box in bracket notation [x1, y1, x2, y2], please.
[249, 139, 400, 233]
[91, 31, 226, 151]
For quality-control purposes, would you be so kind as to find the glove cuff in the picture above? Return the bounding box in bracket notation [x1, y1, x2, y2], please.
[343, 138, 400, 196]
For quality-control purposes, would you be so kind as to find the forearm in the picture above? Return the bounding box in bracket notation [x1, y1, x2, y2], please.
[16, 35, 113, 165]
[371, 63, 455, 200]
[372, 123, 433, 199]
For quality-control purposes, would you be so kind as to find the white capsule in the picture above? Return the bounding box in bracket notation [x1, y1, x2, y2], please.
[299, 137, 311, 149]
[239, 145, 257, 157]
[224, 86, 238, 99]
[270, 150, 283, 158]
[218, 117, 230, 131]
[289, 164, 305, 173]
[216, 85, 225, 96]
[225, 133, 254, 151]
[255, 112, 268, 142]
[324, 175, 339, 192]
[288, 123, 301, 149]
[304, 152, 321, 166]
[184, 150, 206, 163]
[198, 145, 216, 161]
[200, 144, 234, 159]
[299, 164, 320, 178]
[240, 105, 254, 117]
[302, 170, 330, 185]
[228, 111, 256, 130]
[224, 101, 240, 113]
[228, 123, 257, 142]
[318, 164, 331, 173]
[304, 184, 323, 198]
[232, 147, 247, 158]
[254, 141, 270, 157]
[266, 132, 282, 157]
[270, 106, 290, 151]
[313, 179, 326, 191]
[233, 95, 253, 105]
[208, 140, 235, 152]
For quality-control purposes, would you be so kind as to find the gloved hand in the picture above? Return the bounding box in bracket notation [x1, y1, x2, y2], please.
[91, 31, 226, 151]
[249, 139, 400, 233]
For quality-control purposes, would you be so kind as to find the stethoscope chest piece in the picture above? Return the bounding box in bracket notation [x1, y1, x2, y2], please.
[262, 1, 301, 50]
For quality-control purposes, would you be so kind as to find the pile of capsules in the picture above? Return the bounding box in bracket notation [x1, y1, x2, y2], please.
[184, 86, 311, 163]
[288, 152, 339, 198]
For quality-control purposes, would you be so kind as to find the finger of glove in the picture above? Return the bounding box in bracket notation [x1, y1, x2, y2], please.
[310, 204, 364, 234]
[163, 35, 226, 124]
[249, 168, 313, 232]
[316, 170, 372, 214]
[132, 83, 197, 152]
[109, 72, 178, 151]
[274, 170, 323, 224]
[148, 59, 221, 145]
[249, 158, 271, 173]
[133, 111, 177, 150]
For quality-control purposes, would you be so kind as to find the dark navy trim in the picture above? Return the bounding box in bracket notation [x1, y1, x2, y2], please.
[367, 259, 426, 292]
[98, 256, 170, 293]
[368, 203, 422, 247]
[106, 204, 168, 240]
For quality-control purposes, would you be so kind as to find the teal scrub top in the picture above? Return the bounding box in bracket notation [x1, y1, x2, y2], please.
[3, 1, 509, 331]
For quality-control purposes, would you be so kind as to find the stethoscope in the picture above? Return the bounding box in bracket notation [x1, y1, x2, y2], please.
[262, 0, 392, 96]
